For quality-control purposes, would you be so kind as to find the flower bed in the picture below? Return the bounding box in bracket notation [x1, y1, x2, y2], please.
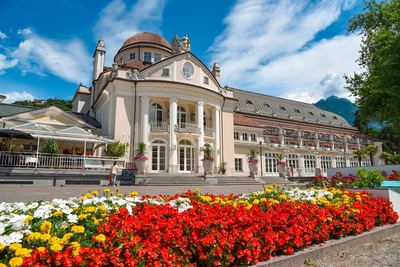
[0, 186, 398, 267]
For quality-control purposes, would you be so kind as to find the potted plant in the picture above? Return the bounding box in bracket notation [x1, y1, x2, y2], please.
[247, 148, 259, 177]
[275, 154, 287, 177]
[201, 143, 215, 175]
[290, 140, 297, 145]
[307, 141, 315, 147]
[219, 161, 227, 174]
[134, 142, 148, 174]
[338, 145, 344, 149]
[42, 139, 60, 168]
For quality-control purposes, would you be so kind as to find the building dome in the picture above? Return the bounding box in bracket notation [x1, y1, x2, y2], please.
[121, 32, 171, 50]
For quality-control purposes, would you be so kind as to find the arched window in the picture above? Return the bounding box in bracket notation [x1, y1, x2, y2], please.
[150, 103, 163, 123]
[177, 106, 187, 127]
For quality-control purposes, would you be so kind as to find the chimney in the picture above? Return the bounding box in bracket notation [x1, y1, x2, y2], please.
[212, 62, 220, 83]
[93, 40, 106, 81]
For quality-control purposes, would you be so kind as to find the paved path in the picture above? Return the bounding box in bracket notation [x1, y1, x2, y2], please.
[0, 184, 270, 203]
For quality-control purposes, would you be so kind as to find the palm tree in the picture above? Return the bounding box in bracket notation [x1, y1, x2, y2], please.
[353, 149, 366, 166]
[379, 152, 392, 165]
[247, 148, 259, 162]
[364, 145, 379, 165]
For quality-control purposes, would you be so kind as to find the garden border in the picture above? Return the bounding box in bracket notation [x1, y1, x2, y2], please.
[251, 223, 400, 267]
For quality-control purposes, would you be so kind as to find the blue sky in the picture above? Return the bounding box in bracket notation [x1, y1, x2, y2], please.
[0, 0, 364, 104]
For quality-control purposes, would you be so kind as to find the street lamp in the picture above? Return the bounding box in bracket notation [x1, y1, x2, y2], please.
[259, 141, 263, 176]
[342, 136, 347, 167]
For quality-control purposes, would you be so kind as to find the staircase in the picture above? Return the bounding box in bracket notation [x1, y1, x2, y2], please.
[145, 173, 297, 186]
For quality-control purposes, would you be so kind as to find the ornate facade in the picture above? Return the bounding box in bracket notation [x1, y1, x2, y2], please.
[72, 32, 381, 176]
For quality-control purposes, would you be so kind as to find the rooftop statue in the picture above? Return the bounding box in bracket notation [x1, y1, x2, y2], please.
[171, 34, 191, 54]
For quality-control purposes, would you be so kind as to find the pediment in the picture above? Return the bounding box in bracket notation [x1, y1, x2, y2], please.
[139, 52, 221, 92]
[2, 106, 92, 128]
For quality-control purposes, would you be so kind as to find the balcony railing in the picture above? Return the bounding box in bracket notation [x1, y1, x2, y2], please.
[176, 122, 199, 133]
[150, 121, 169, 132]
[0, 151, 124, 170]
[204, 127, 215, 137]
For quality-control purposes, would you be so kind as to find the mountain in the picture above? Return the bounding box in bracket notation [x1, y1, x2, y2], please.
[313, 96, 357, 126]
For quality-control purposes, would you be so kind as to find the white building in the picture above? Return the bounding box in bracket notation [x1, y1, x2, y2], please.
[69, 32, 380, 176]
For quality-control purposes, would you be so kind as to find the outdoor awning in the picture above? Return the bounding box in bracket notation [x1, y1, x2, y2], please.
[32, 134, 115, 144]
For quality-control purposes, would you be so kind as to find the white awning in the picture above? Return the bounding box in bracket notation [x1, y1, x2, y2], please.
[32, 134, 115, 144]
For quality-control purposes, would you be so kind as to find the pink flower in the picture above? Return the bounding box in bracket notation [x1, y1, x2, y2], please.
[277, 161, 287, 166]
[202, 156, 215, 162]
[248, 158, 259, 163]
[134, 155, 148, 160]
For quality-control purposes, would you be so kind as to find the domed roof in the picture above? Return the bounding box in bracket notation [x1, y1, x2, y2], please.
[121, 32, 171, 50]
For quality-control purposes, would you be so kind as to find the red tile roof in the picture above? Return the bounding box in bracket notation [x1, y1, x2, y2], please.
[122, 60, 147, 71]
[121, 32, 171, 50]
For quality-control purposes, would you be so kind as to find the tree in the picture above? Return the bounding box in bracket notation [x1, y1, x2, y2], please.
[247, 148, 259, 162]
[364, 145, 379, 165]
[345, 0, 400, 153]
[103, 141, 128, 158]
[379, 151, 392, 164]
[353, 149, 366, 166]
[42, 139, 60, 155]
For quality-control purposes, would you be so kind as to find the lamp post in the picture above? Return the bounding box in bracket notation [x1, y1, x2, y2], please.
[259, 141, 263, 176]
[343, 136, 347, 167]
[34, 124, 45, 169]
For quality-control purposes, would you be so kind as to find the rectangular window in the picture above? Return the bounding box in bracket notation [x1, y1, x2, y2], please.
[118, 57, 123, 63]
[242, 133, 248, 141]
[250, 133, 256, 142]
[204, 76, 209, 84]
[162, 68, 169, 76]
[129, 53, 136, 60]
[235, 158, 243, 171]
[234, 132, 239, 140]
[154, 53, 161, 62]
[144, 52, 152, 62]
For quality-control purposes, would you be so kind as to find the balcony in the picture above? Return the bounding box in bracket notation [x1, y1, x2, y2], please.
[283, 130, 297, 138]
[204, 127, 215, 137]
[176, 123, 199, 134]
[150, 121, 169, 132]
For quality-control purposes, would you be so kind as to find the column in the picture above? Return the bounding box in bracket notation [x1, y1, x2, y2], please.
[169, 97, 178, 173]
[331, 157, 337, 168]
[197, 101, 204, 173]
[298, 154, 304, 176]
[213, 106, 220, 170]
[140, 96, 150, 145]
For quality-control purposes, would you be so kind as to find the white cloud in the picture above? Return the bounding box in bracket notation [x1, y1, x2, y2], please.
[93, 0, 166, 66]
[0, 54, 19, 74]
[10, 29, 92, 84]
[2, 91, 35, 103]
[209, 0, 360, 103]
[0, 31, 7, 39]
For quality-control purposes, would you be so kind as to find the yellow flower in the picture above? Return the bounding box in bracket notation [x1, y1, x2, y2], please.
[117, 193, 123, 197]
[85, 193, 93, 198]
[15, 248, 32, 258]
[104, 188, 111, 192]
[71, 226, 85, 234]
[71, 242, 80, 256]
[53, 211, 63, 216]
[0, 242, 4, 251]
[260, 198, 267, 203]
[93, 218, 103, 225]
[92, 190, 99, 196]
[9, 243, 22, 251]
[98, 205, 107, 211]
[0, 263, 7, 267]
[246, 204, 253, 210]
[9, 257, 23, 267]
[195, 188, 200, 192]
[253, 199, 260, 205]
[129, 191, 139, 197]
[40, 221, 52, 234]
[278, 194, 287, 200]
[84, 206, 96, 213]
[40, 234, 51, 242]
[95, 234, 106, 243]
[24, 216, 33, 223]
[37, 247, 46, 252]
[50, 243, 63, 252]
[78, 214, 89, 220]
[27, 232, 41, 242]
[110, 192, 114, 196]
[265, 188, 272, 194]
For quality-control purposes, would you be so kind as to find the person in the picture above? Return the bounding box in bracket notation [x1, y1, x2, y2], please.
[109, 161, 118, 186]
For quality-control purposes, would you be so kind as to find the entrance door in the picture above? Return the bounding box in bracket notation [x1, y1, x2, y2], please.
[151, 140, 166, 172]
[178, 139, 194, 172]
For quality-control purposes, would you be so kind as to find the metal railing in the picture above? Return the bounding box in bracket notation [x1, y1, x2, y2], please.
[0, 151, 124, 170]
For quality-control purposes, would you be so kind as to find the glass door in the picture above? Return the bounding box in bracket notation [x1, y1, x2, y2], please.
[151, 140, 166, 172]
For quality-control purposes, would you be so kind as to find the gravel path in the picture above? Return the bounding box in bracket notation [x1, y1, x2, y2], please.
[306, 231, 400, 267]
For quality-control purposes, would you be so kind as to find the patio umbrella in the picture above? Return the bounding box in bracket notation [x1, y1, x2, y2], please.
[0, 129, 34, 151]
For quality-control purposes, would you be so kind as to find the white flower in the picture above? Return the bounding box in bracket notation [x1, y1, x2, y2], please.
[61, 207, 73, 215]
[67, 214, 78, 223]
